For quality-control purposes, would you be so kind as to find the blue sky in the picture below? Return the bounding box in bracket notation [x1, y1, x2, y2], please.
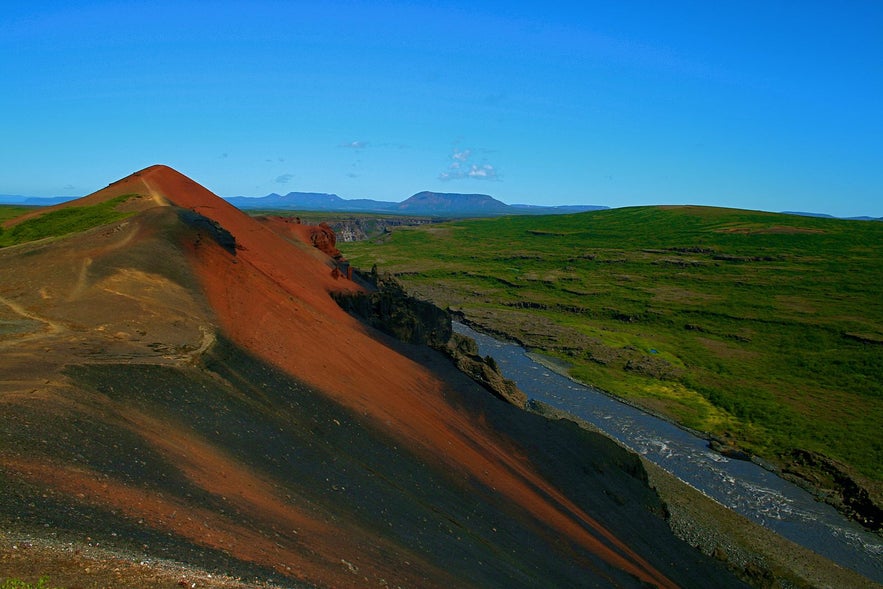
[2, 1, 881, 216]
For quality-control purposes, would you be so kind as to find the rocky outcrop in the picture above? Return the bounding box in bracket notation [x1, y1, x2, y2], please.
[333, 270, 451, 347]
[334, 270, 527, 407]
[306, 222, 342, 259]
[781, 449, 882, 531]
[442, 333, 527, 408]
[329, 217, 440, 242]
[179, 209, 238, 255]
[257, 216, 343, 260]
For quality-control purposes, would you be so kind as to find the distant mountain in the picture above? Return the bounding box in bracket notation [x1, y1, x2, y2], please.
[783, 211, 882, 222]
[511, 203, 608, 214]
[397, 191, 510, 215]
[225, 190, 608, 217]
[0, 195, 78, 205]
[225, 192, 399, 213]
[782, 211, 835, 219]
[4, 190, 610, 217]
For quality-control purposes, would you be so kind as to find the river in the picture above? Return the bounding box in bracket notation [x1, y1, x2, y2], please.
[453, 322, 883, 583]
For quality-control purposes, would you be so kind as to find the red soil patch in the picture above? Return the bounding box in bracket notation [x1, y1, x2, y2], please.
[257, 216, 343, 260]
[136, 166, 678, 588]
[1, 455, 438, 588]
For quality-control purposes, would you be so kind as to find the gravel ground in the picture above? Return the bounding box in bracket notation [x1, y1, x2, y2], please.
[0, 529, 299, 589]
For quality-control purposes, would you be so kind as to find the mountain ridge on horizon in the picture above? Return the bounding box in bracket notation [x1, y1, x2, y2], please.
[5, 190, 883, 220]
[224, 189, 609, 216]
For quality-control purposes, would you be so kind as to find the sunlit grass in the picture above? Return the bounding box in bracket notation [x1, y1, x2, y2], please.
[343, 206, 883, 481]
[0, 195, 136, 247]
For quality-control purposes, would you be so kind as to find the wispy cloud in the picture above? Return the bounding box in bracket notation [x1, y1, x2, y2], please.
[275, 173, 294, 184]
[452, 148, 471, 162]
[439, 147, 500, 182]
[468, 164, 497, 179]
[340, 140, 369, 149]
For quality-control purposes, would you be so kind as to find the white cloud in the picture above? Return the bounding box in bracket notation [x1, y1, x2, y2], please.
[452, 148, 471, 161]
[439, 147, 500, 182]
[340, 140, 369, 149]
[468, 164, 497, 179]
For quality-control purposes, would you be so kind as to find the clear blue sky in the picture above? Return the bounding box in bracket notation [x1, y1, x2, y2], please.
[2, 1, 881, 216]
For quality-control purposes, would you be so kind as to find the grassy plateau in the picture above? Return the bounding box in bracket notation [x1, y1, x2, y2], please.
[341, 206, 883, 489]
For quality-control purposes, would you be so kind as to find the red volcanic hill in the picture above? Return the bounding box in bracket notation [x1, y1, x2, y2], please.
[0, 166, 746, 588]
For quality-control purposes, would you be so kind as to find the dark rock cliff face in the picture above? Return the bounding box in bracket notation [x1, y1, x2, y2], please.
[441, 333, 527, 408]
[333, 270, 452, 347]
[782, 449, 882, 532]
[333, 270, 527, 407]
[179, 209, 237, 255]
[328, 217, 440, 242]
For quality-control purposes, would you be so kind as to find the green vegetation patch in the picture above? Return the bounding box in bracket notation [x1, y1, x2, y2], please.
[342, 206, 883, 485]
[1, 577, 59, 589]
[0, 195, 136, 247]
[0, 205, 35, 224]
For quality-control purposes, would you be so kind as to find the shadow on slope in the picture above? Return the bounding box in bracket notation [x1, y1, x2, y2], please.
[0, 333, 748, 588]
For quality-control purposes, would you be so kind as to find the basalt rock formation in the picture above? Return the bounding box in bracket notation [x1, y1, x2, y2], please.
[782, 449, 882, 531]
[332, 270, 527, 407]
[0, 165, 750, 588]
[329, 216, 439, 242]
[332, 269, 451, 347]
[442, 332, 528, 408]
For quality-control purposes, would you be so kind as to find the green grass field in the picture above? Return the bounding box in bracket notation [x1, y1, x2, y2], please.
[342, 206, 883, 484]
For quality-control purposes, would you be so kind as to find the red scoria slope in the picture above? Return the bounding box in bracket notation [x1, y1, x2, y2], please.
[143, 167, 678, 586]
[0, 165, 748, 588]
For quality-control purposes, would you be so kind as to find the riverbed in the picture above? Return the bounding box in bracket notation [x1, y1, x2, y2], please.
[453, 322, 883, 583]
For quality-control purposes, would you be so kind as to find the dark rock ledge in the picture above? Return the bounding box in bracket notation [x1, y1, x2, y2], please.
[333, 268, 527, 408]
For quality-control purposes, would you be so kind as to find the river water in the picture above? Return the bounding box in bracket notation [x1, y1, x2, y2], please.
[453, 322, 883, 583]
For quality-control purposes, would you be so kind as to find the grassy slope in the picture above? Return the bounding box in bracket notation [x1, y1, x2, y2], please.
[0, 206, 34, 225]
[0, 196, 134, 247]
[341, 206, 883, 484]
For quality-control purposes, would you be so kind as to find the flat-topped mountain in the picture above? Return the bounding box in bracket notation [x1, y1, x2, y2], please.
[397, 190, 510, 214]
